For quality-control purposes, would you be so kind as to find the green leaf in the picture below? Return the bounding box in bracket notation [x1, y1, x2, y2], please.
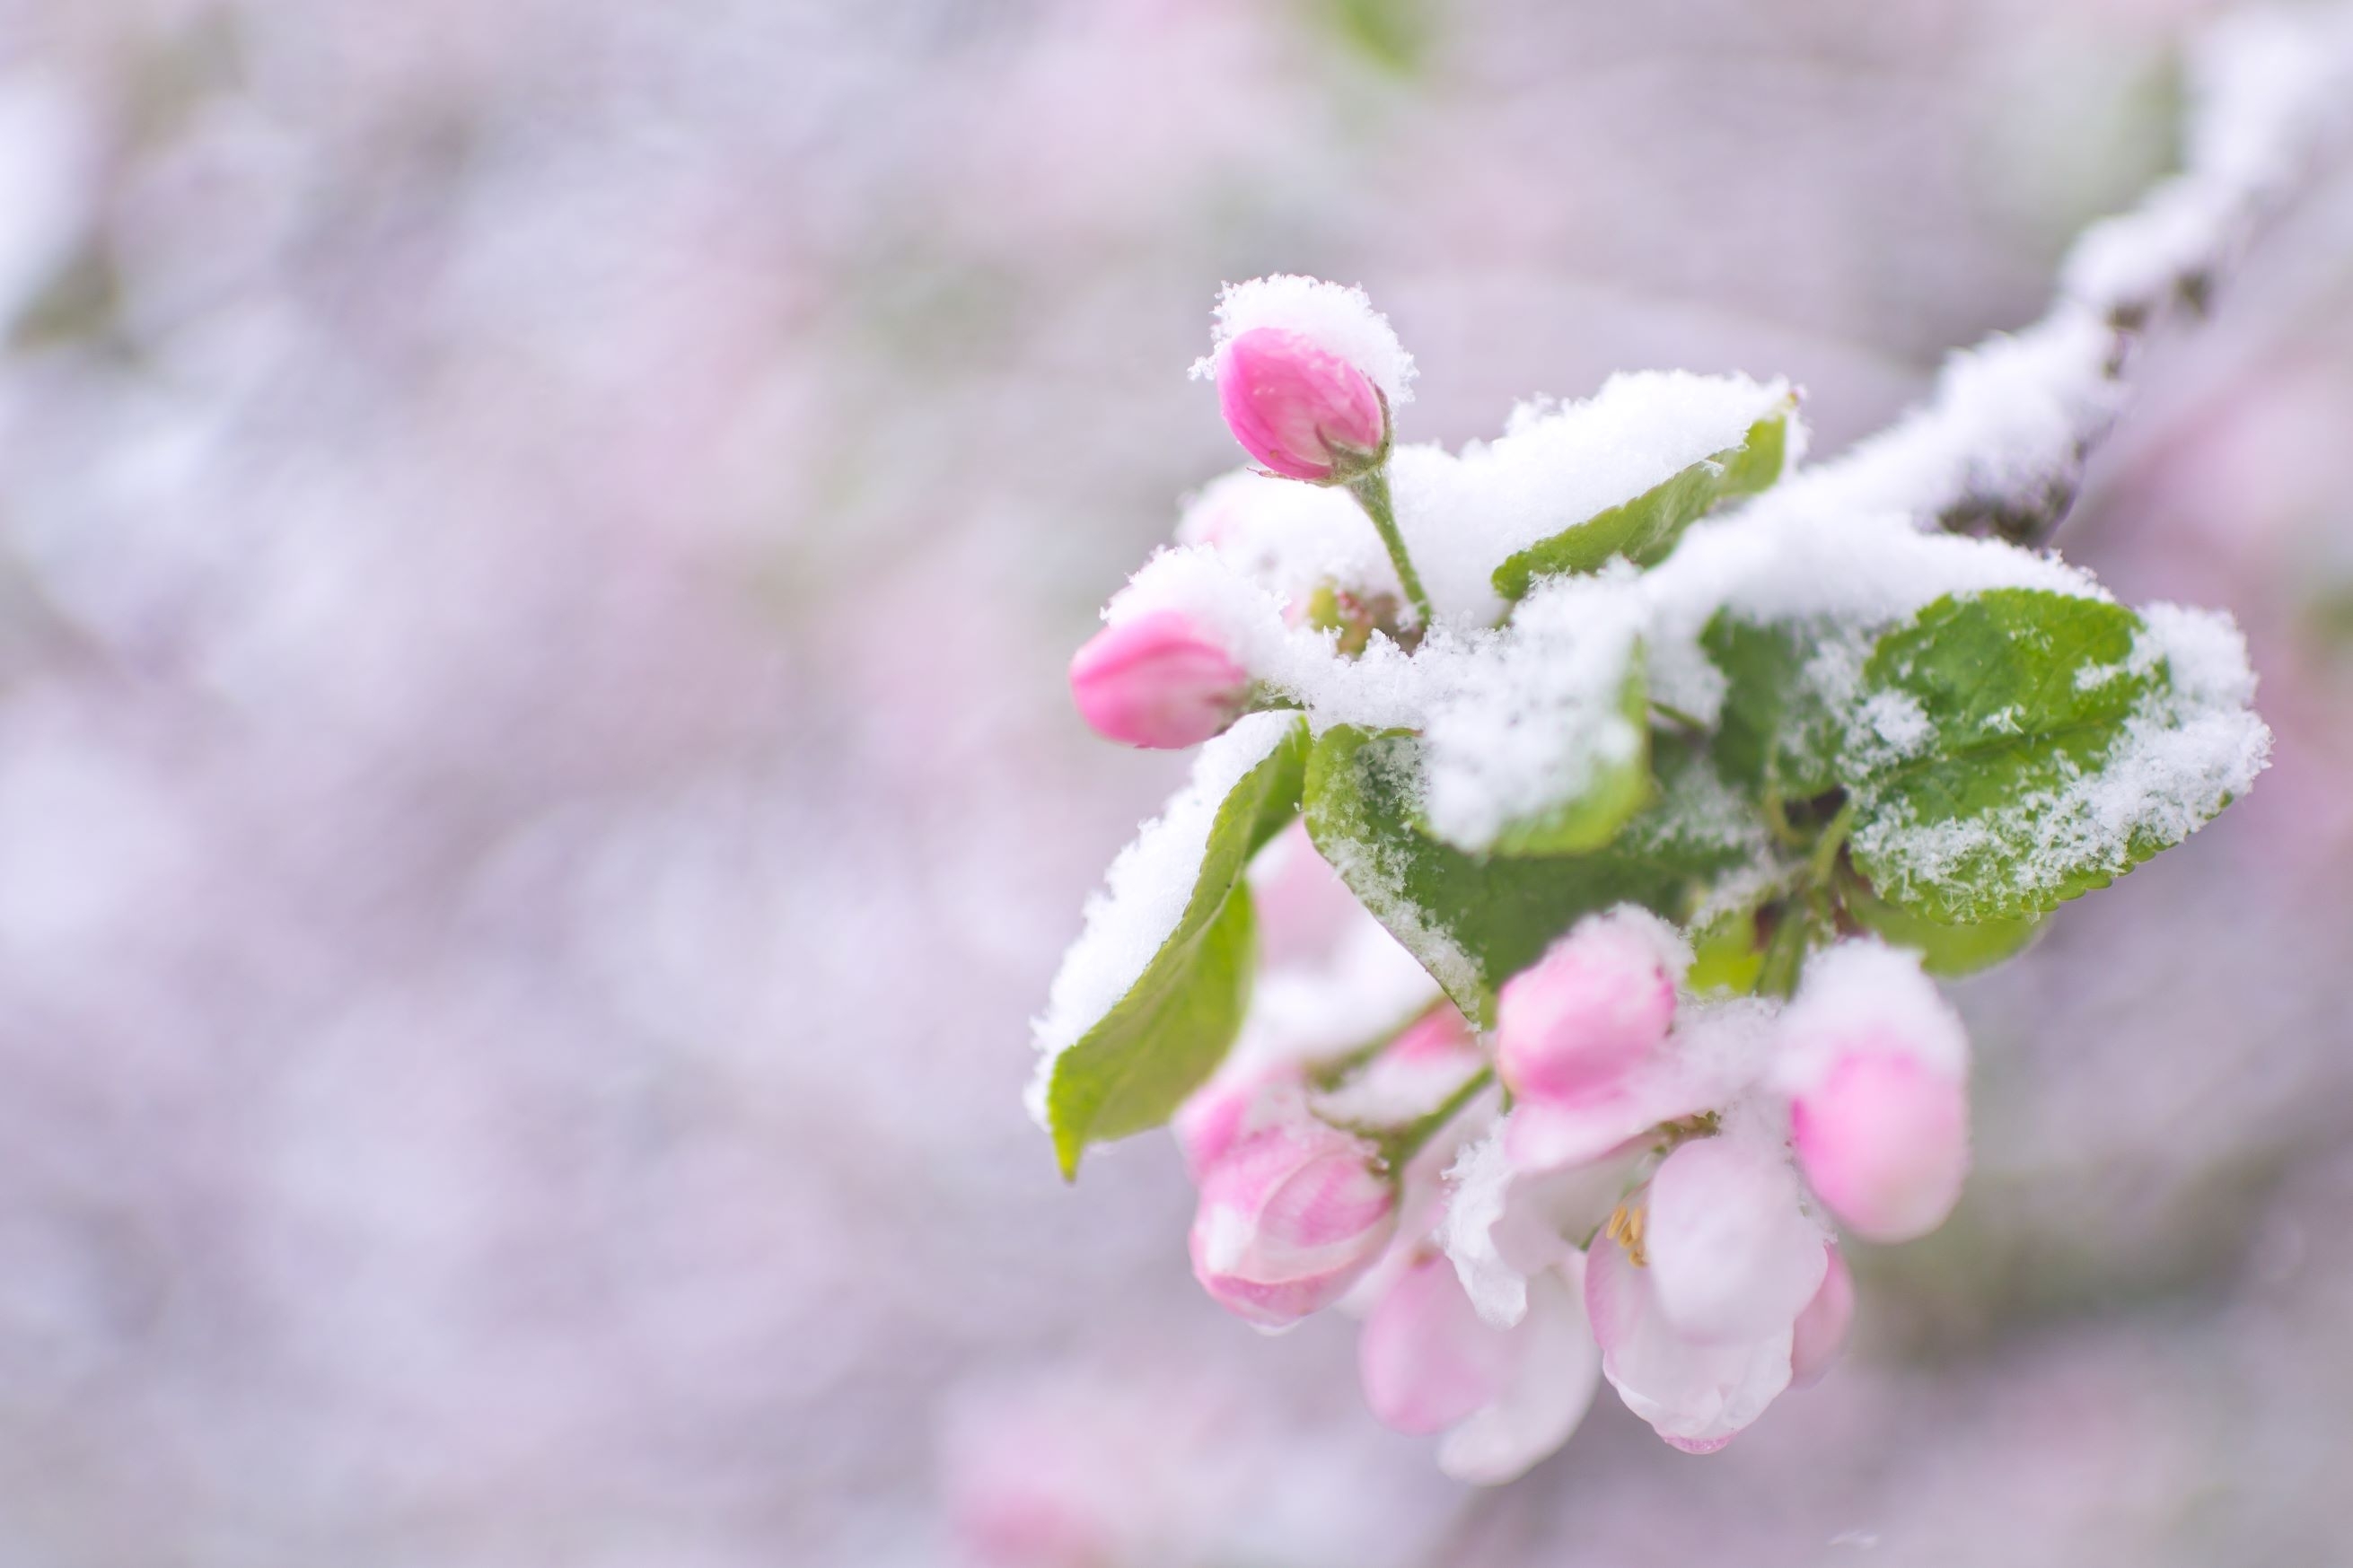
[1839, 865, 2045, 977]
[1043, 719, 1310, 1178]
[1844, 588, 2164, 924]
[1491, 403, 1791, 601]
[1303, 725, 1690, 1025]
[1487, 652, 1655, 856]
[1700, 612, 1860, 804]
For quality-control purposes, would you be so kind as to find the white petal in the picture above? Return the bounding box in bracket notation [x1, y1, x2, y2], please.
[1586, 1234, 1794, 1454]
[1645, 1136, 1827, 1344]
[1437, 1263, 1600, 1485]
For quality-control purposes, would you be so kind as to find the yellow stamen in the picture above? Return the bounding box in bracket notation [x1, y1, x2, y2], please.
[1604, 1202, 1649, 1268]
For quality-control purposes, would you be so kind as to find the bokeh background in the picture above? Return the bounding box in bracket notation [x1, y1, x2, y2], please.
[0, 0, 2349, 1563]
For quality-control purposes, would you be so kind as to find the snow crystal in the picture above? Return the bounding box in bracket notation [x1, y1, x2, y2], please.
[1418, 570, 1648, 853]
[1849, 688, 1934, 770]
[1848, 605, 2270, 921]
[1191, 274, 1418, 403]
[1389, 372, 1795, 628]
[1027, 713, 1299, 1122]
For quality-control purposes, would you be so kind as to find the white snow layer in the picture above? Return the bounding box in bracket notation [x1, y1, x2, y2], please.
[1191, 274, 1418, 404]
[1027, 713, 1299, 1122]
[1389, 371, 1795, 629]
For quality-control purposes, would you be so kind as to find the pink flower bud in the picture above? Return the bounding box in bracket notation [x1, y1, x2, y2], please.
[1788, 1245, 1854, 1388]
[1215, 327, 1388, 483]
[1068, 609, 1250, 749]
[1358, 1254, 1519, 1434]
[1190, 1119, 1396, 1330]
[1643, 1135, 1827, 1345]
[1790, 1048, 1969, 1243]
[1496, 910, 1683, 1107]
[1172, 1064, 1300, 1184]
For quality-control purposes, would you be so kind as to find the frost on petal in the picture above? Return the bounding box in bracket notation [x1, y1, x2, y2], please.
[1504, 995, 1777, 1174]
[1191, 274, 1417, 405]
[1436, 1263, 1601, 1486]
[1643, 1135, 1828, 1345]
[1585, 1233, 1795, 1455]
[1438, 1129, 1528, 1327]
[1774, 939, 1970, 1088]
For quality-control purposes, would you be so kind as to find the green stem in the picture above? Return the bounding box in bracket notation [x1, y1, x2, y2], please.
[1807, 797, 1858, 888]
[1346, 469, 1436, 629]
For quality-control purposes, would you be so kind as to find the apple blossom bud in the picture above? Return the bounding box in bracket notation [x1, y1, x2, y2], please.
[1190, 1119, 1396, 1330]
[1643, 1135, 1828, 1344]
[1358, 1254, 1518, 1435]
[1495, 909, 1685, 1107]
[1790, 1048, 1969, 1243]
[1216, 327, 1389, 484]
[1788, 1245, 1854, 1388]
[1068, 609, 1250, 749]
[1172, 1064, 1301, 1184]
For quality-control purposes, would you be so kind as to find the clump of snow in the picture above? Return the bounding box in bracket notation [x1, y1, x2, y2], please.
[1418, 570, 1648, 853]
[1847, 688, 1935, 774]
[1772, 941, 1969, 1085]
[1848, 605, 2271, 920]
[2187, 3, 2353, 197]
[1174, 467, 1404, 609]
[1390, 372, 1795, 628]
[1778, 310, 2121, 527]
[2060, 177, 2242, 316]
[1636, 506, 2107, 725]
[1028, 713, 1300, 1122]
[1191, 274, 1418, 404]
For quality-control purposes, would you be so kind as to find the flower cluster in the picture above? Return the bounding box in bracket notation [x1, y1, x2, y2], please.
[1032, 268, 2266, 1482]
[1175, 902, 1960, 1478]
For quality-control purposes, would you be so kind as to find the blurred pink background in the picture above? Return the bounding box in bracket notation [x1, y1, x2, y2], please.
[0, 0, 2348, 1563]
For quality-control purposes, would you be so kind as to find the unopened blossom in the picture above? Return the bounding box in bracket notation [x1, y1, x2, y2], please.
[1585, 1228, 1802, 1455]
[1215, 327, 1389, 483]
[1495, 907, 1686, 1106]
[1778, 942, 1972, 1244]
[1642, 1134, 1828, 1344]
[1067, 609, 1250, 749]
[1582, 1129, 1827, 1453]
[1791, 1051, 1970, 1242]
[1359, 1253, 1599, 1484]
[1788, 1245, 1854, 1388]
[1189, 1117, 1396, 1329]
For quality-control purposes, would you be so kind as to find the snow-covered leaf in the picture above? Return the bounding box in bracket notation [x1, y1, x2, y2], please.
[1845, 588, 2264, 924]
[1490, 404, 1791, 603]
[1699, 611, 1857, 805]
[1038, 716, 1311, 1178]
[1302, 725, 1694, 1024]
